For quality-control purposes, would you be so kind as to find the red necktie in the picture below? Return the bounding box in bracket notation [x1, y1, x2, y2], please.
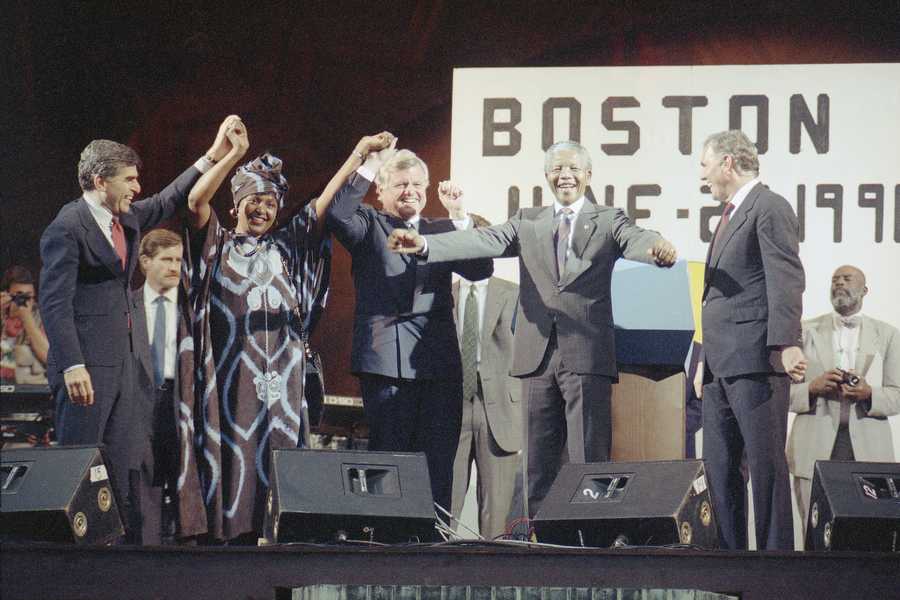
[111, 218, 127, 269]
[712, 202, 734, 252]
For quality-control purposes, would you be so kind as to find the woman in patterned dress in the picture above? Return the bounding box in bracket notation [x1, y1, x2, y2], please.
[176, 119, 395, 542]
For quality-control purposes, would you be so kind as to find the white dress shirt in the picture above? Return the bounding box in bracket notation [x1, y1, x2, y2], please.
[457, 278, 489, 364]
[143, 283, 179, 380]
[832, 311, 863, 371]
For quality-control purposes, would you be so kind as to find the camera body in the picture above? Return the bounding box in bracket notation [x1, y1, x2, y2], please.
[838, 369, 861, 387]
[10, 292, 32, 307]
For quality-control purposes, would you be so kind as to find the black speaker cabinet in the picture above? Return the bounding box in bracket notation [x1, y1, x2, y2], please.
[263, 449, 436, 544]
[806, 460, 900, 552]
[532, 459, 718, 548]
[1, 445, 124, 544]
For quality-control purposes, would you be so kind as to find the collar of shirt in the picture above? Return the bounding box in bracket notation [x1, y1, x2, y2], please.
[460, 278, 489, 293]
[728, 177, 760, 213]
[404, 215, 421, 229]
[144, 283, 178, 306]
[832, 311, 863, 330]
[83, 194, 116, 244]
[554, 196, 586, 220]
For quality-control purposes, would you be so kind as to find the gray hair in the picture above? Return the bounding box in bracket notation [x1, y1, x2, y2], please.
[703, 130, 759, 176]
[544, 141, 592, 173]
[376, 149, 430, 189]
[77, 140, 142, 191]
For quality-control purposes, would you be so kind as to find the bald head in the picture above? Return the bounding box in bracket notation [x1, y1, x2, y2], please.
[830, 265, 867, 316]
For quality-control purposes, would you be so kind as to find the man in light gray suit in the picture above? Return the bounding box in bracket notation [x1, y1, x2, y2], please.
[787, 265, 900, 536]
[694, 130, 807, 550]
[450, 213, 523, 539]
[387, 141, 677, 518]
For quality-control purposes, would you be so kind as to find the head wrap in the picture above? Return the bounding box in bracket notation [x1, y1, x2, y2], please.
[230, 153, 289, 209]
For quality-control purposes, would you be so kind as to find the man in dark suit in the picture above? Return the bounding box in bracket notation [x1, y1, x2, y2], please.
[39, 116, 240, 541]
[450, 213, 522, 539]
[387, 141, 677, 518]
[693, 129, 807, 550]
[326, 149, 493, 513]
[129, 228, 184, 545]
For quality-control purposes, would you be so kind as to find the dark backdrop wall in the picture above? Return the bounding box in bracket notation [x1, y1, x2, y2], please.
[4, 1, 900, 395]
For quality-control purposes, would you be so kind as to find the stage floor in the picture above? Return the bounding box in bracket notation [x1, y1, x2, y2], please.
[3, 542, 898, 600]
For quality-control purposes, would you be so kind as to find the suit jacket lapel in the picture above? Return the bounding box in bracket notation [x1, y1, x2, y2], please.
[534, 206, 558, 282]
[855, 316, 879, 376]
[560, 203, 599, 287]
[481, 278, 504, 344]
[120, 212, 140, 279]
[378, 211, 412, 266]
[810, 315, 835, 372]
[709, 183, 758, 269]
[451, 280, 460, 339]
[131, 290, 154, 383]
[77, 199, 125, 277]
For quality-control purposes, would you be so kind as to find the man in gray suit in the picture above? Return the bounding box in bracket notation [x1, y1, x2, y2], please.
[450, 214, 523, 539]
[694, 130, 807, 550]
[787, 265, 900, 536]
[387, 141, 677, 517]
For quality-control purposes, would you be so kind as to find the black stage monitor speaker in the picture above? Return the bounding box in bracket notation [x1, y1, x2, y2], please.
[806, 460, 900, 552]
[263, 449, 437, 544]
[532, 459, 718, 548]
[1, 445, 124, 544]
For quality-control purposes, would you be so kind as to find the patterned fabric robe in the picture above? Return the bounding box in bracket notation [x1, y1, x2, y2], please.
[176, 206, 329, 540]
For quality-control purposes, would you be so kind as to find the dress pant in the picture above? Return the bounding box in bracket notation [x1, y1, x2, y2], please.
[125, 380, 178, 545]
[358, 374, 462, 515]
[523, 331, 612, 518]
[702, 372, 794, 550]
[53, 358, 138, 543]
[451, 374, 522, 539]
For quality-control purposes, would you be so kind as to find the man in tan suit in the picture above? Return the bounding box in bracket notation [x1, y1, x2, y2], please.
[449, 214, 522, 539]
[787, 265, 900, 535]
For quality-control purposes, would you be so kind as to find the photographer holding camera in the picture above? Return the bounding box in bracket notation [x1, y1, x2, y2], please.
[1, 266, 49, 385]
[787, 265, 900, 537]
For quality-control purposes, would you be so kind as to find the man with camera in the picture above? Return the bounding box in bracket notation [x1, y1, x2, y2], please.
[1, 266, 49, 385]
[787, 264, 900, 536]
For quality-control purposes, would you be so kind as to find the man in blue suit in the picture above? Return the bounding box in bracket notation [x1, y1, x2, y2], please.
[327, 148, 493, 513]
[39, 116, 240, 542]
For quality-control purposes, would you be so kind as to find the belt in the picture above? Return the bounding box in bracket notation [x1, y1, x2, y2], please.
[158, 378, 175, 392]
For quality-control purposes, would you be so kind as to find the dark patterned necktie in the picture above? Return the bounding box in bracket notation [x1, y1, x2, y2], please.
[151, 296, 166, 386]
[555, 207, 573, 280]
[111, 217, 127, 269]
[461, 284, 479, 401]
[712, 202, 735, 252]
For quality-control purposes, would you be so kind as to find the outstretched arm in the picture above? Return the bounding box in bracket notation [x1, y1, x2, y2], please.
[187, 115, 249, 229]
[310, 132, 396, 233]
